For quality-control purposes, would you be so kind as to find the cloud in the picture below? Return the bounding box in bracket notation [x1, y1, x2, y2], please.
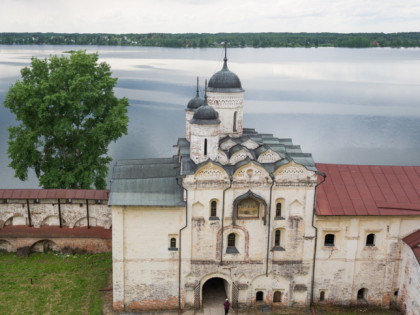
[0, 0, 419, 33]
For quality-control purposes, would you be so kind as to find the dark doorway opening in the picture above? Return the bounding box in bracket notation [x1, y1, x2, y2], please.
[202, 277, 228, 308]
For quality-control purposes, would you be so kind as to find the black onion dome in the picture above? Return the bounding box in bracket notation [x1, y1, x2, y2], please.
[190, 98, 220, 125]
[187, 96, 204, 110]
[207, 57, 244, 93]
[187, 77, 205, 110]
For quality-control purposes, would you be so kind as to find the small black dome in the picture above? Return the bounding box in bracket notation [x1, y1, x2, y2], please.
[187, 96, 204, 110]
[187, 77, 205, 110]
[190, 100, 220, 125]
[207, 57, 244, 93]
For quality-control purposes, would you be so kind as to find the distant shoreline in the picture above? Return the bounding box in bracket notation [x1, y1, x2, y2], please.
[1, 32, 420, 48]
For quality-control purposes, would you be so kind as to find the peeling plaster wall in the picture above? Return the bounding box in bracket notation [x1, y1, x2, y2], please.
[397, 243, 420, 315]
[0, 199, 111, 229]
[112, 205, 185, 311]
[313, 216, 420, 308]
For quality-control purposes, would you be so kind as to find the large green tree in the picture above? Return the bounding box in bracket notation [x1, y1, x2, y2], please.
[4, 50, 129, 189]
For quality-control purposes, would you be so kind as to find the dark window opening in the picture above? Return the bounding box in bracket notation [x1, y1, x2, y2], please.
[275, 230, 281, 247]
[366, 233, 375, 246]
[204, 139, 208, 156]
[233, 111, 237, 132]
[228, 233, 236, 247]
[324, 234, 335, 246]
[226, 233, 239, 253]
[320, 291, 325, 301]
[357, 288, 367, 300]
[211, 200, 217, 217]
[256, 291, 264, 301]
[273, 291, 281, 303]
[170, 238, 176, 248]
[394, 290, 399, 296]
[275, 203, 282, 217]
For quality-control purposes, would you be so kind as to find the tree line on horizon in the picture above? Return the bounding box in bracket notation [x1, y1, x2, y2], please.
[1, 32, 420, 48]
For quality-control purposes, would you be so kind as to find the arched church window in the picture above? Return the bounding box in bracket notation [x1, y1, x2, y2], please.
[228, 233, 236, 247]
[233, 111, 237, 132]
[170, 238, 176, 248]
[210, 200, 217, 217]
[274, 230, 281, 246]
[276, 203, 282, 217]
[320, 291, 325, 301]
[237, 198, 259, 219]
[204, 138, 207, 156]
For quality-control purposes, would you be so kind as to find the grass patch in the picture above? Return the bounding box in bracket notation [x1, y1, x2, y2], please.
[0, 252, 111, 315]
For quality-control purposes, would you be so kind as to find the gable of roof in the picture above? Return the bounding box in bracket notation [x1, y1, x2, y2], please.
[315, 164, 420, 216]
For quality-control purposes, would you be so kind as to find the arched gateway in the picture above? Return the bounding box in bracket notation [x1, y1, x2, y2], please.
[199, 275, 232, 310]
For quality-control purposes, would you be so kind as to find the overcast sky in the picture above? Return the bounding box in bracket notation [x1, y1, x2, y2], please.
[1, 0, 419, 34]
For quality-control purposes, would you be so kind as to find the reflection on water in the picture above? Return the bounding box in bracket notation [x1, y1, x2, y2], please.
[0, 45, 419, 188]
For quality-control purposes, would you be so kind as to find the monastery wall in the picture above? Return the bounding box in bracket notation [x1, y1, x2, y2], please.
[313, 216, 420, 308]
[112, 205, 185, 312]
[397, 242, 420, 315]
[0, 198, 112, 254]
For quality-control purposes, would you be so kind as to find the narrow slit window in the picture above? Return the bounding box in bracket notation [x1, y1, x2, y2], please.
[204, 138, 207, 156]
[276, 203, 282, 217]
[233, 111, 237, 132]
[274, 230, 281, 246]
[324, 234, 335, 246]
[366, 233, 375, 246]
[210, 200, 217, 217]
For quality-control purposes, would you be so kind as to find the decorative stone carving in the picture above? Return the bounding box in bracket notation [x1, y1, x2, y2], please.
[257, 149, 282, 163]
[194, 162, 229, 181]
[229, 150, 254, 165]
[274, 162, 315, 184]
[233, 162, 270, 183]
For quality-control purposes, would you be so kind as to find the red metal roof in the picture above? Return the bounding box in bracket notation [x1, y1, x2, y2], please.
[0, 189, 109, 200]
[315, 164, 420, 216]
[402, 230, 420, 264]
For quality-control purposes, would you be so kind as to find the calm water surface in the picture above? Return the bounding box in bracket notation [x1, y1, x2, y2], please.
[0, 46, 419, 188]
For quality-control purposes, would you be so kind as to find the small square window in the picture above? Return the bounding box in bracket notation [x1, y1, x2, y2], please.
[324, 234, 335, 246]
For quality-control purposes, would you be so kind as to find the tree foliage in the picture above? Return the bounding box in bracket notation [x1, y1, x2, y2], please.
[1, 32, 420, 48]
[4, 50, 129, 189]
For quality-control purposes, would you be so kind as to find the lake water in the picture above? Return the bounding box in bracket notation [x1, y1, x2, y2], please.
[0, 45, 419, 188]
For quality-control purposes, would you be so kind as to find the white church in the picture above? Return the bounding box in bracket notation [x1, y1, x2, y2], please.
[109, 50, 420, 314]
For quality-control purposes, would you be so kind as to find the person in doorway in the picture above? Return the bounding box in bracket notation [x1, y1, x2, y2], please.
[224, 298, 230, 315]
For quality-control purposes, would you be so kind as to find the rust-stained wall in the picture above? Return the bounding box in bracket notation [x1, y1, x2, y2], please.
[397, 242, 420, 315]
[313, 216, 420, 308]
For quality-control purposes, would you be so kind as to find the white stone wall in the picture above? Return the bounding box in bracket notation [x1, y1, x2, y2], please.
[313, 216, 420, 307]
[112, 205, 185, 311]
[207, 91, 244, 138]
[397, 242, 420, 315]
[0, 199, 111, 229]
[190, 123, 220, 164]
[185, 110, 194, 141]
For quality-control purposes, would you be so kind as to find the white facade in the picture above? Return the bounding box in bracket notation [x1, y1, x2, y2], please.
[110, 54, 420, 313]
